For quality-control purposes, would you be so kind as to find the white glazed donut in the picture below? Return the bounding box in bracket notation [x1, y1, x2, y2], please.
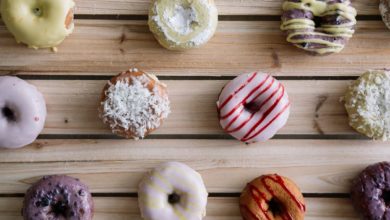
[0, 0, 75, 50]
[138, 162, 208, 220]
[217, 72, 291, 143]
[0, 76, 46, 149]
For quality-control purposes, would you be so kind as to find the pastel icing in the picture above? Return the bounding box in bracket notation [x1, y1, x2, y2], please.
[217, 72, 290, 143]
[138, 162, 208, 220]
[148, 0, 218, 50]
[0, 0, 75, 49]
[0, 76, 47, 149]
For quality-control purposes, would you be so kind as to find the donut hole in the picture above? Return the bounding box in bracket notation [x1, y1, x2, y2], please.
[51, 200, 69, 217]
[244, 102, 261, 113]
[168, 192, 181, 205]
[268, 198, 283, 216]
[313, 16, 322, 28]
[32, 7, 43, 16]
[382, 190, 390, 206]
[2, 106, 16, 122]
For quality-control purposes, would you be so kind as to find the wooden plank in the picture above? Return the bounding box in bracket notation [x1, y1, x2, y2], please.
[73, 0, 379, 16]
[23, 79, 351, 135]
[0, 20, 389, 76]
[0, 139, 386, 193]
[0, 197, 358, 220]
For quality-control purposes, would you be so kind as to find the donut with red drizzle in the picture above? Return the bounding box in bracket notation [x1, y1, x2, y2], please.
[217, 72, 290, 143]
[239, 174, 306, 220]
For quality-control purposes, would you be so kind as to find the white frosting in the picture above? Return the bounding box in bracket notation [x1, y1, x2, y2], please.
[138, 162, 208, 220]
[0, 76, 47, 149]
[101, 72, 170, 139]
[217, 72, 290, 143]
[165, 5, 198, 35]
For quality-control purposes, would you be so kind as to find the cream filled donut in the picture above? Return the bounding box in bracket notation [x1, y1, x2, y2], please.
[0, 0, 75, 50]
[217, 72, 291, 143]
[0, 76, 46, 149]
[138, 162, 208, 220]
[148, 0, 218, 50]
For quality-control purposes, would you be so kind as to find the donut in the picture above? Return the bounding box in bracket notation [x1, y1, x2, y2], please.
[380, 0, 390, 30]
[240, 174, 306, 220]
[0, 76, 46, 149]
[351, 162, 390, 220]
[216, 72, 291, 143]
[22, 175, 94, 220]
[138, 162, 208, 220]
[281, 0, 357, 55]
[344, 70, 390, 140]
[148, 0, 218, 50]
[99, 68, 171, 139]
[0, 0, 75, 50]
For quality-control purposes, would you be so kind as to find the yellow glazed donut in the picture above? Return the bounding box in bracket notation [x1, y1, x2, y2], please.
[148, 0, 218, 50]
[0, 0, 75, 50]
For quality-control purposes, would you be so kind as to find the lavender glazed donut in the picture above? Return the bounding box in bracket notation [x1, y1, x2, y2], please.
[22, 175, 94, 220]
[0, 76, 46, 149]
[217, 72, 290, 143]
[281, 0, 357, 55]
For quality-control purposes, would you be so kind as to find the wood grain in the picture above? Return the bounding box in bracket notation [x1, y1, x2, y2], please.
[0, 139, 385, 193]
[22, 79, 352, 136]
[0, 197, 358, 220]
[0, 20, 389, 76]
[73, 0, 379, 16]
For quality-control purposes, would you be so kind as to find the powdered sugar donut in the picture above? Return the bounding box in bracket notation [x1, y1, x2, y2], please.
[380, 0, 390, 30]
[148, 0, 218, 50]
[0, 76, 46, 149]
[217, 72, 290, 143]
[138, 162, 208, 220]
[99, 68, 171, 139]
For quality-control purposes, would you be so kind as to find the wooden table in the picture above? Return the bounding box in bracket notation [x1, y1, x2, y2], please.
[0, 0, 388, 219]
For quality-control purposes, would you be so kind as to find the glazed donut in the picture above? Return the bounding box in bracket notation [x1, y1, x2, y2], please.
[240, 174, 306, 220]
[0, 0, 75, 50]
[351, 162, 390, 220]
[380, 0, 390, 30]
[138, 162, 208, 220]
[217, 72, 290, 143]
[99, 68, 171, 139]
[22, 175, 94, 220]
[0, 76, 46, 149]
[281, 0, 357, 55]
[148, 0, 218, 50]
[344, 70, 390, 140]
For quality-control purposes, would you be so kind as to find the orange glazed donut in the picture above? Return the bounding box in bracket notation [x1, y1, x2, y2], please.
[240, 174, 306, 220]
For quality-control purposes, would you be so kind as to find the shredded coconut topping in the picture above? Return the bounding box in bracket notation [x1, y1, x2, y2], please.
[101, 74, 170, 139]
[345, 70, 390, 140]
[164, 5, 198, 35]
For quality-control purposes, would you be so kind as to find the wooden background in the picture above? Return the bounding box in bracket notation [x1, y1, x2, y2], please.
[0, 0, 387, 219]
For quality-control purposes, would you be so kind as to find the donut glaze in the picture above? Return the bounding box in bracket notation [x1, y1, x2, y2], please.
[0, 0, 75, 50]
[351, 162, 390, 220]
[99, 68, 171, 139]
[22, 175, 94, 220]
[148, 0, 218, 50]
[217, 72, 290, 143]
[0, 76, 46, 149]
[138, 162, 208, 220]
[240, 174, 306, 220]
[281, 0, 357, 55]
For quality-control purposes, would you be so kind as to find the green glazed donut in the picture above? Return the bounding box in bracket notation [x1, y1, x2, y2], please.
[345, 70, 390, 140]
[148, 0, 218, 50]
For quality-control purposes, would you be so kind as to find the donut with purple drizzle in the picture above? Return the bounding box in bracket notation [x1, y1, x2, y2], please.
[281, 0, 357, 55]
[22, 175, 94, 220]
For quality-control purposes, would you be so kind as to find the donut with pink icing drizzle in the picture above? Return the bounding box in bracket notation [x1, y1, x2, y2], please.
[0, 76, 46, 149]
[217, 72, 290, 143]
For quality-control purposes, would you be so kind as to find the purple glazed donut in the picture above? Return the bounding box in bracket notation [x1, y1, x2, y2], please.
[351, 162, 390, 220]
[22, 175, 94, 220]
[0, 76, 46, 149]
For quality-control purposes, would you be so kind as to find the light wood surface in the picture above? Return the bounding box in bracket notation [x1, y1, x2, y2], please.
[0, 20, 390, 76]
[0, 0, 386, 218]
[22, 80, 351, 135]
[72, 0, 379, 16]
[0, 197, 358, 220]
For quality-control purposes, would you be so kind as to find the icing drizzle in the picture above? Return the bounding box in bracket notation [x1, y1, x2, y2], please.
[241, 175, 305, 220]
[281, 0, 357, 55]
